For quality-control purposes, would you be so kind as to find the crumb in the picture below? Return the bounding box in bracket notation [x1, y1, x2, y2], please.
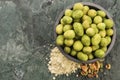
[48, 47, 81, 76]
[105, 64, 111, 70]
[53, 77, 56, 80]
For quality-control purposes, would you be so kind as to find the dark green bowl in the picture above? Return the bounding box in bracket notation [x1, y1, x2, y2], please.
[54, 2, 116, 63]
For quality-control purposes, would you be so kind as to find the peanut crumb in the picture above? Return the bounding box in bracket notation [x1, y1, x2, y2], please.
[53, 77, 56, 80]
[105, 64, 111, 70]
[48, 47, 81, 76]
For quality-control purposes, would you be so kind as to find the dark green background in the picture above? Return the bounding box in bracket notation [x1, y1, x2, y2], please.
[0, 0, 119, 80]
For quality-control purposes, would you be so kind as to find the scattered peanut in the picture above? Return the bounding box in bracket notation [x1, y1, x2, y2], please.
[80, 61, 104, 78]
[81, 65, 88, 72]
[105, 64, 111, 70]
[81, 71, 88, 76]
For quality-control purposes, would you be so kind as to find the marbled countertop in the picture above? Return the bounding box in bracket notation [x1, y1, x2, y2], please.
[0, 0, 120, 80]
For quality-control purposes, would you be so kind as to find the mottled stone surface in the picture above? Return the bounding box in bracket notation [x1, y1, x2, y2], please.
[0, 0, 120, 80]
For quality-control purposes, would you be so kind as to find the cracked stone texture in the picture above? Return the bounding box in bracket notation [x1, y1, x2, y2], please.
[0, 0, 120, 80]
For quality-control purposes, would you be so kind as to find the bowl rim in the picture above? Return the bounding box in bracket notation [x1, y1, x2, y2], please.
[54, 2, 116, 63]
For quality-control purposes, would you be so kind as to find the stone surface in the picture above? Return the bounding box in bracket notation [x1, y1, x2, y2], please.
[0, 0, 120, 80]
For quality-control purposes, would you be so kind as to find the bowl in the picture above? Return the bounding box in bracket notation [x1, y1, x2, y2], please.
[54, 2, 116, 63]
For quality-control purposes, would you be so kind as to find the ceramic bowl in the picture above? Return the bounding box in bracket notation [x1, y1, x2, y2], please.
[54, 2, 116, 63]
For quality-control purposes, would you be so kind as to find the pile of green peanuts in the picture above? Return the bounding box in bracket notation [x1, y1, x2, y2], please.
[55, 3, 114, 61]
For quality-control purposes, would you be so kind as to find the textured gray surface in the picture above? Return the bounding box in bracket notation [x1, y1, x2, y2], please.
[0, 0, 120, 80]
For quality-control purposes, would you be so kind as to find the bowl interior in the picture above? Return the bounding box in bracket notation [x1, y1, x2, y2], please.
[54, 2, 116, 63]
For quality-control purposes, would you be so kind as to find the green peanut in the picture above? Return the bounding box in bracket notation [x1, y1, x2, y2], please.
[73, 22, 84, 36]
[106, 29, 114, 36]
[97, 10, 106, 17]
[64, 46, 71, 54]
[83, 46, 92, 54]
[72, 10, 83, 19]
[73, 40, 83, 51]
[97, 23, 106, 30]
[82, 15, 92, 24]
[64, 39, 74, 47]
[88, 53, 94, 60]
[77, 52, 88, 61]
[56, 35, 64, 46]
[99, 30, 106, 38]
[91, 24, 99, 34]
[64, 30, 75, 39]
[92, 34, 101, 45]
[86, 28, 95, 36]
[105, 36, 112, 45]
[104, 19, 114, 28]
[56, 24, 63, 34]
[101, 47, 107, 52]
[62, 16, 73, 24]
[94, 16, 102, 24]
[83, 6, 89, 14]
[63, 25, 72, 32]
[94, 49, 105, 58]
[81, 35, 90, 46]
[88, 9, 97, 18]
[65, 9, 73, 17]
[70, 49, 77, 56]
[73, 3, 83, 10]
[100, 38, 108, 47]
[82, 20, 90, 29]
[92, 45, 99, 51]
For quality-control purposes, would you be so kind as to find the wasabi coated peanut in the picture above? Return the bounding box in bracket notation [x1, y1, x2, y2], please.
[82, 20, 90, 29]
[92, 45, 99, 51]
[88, 9, 97, 18]
[81, 35, 90, 46]
[88, 53, 94, 60]
[86, 27, 95, 36]
[97, 10, 106, 17]
[83, 46, 92, 54]
[94, 49, 105, 58]
[56, 24, 63, 34]
[65, 9, 73, 17]
[64, 30, 75, 39]
[73, 22, 84, 36]
[83, 6, 89, 14]
[56, 35, 64, 46]
[105, 36, 111, 45]
[92, 34, 101, 45]
[97, 23, 106, 30]
[106, 29, 113, 36]
[101, 47, 107, 52]
[60, 19, 65, 25]
[100, 38, 108, 47]
[77, 52, 88, 61]
[91, 23, 97, 27]
[94, 16, 102, 24]
[82, 15, 92, 24]
[72, 10, 83, 19]
[62, 16, 73, 24]
[99, 30, 106, 38]
[73, 40, 83, 51]
[91, 24, 99, 33]
[73, 3, 83, 10]
[64, 46, 71, 54]
[64, 39, 74, 47]
[63, 25, 72, 32]
[70, 49, 77, 56]
[104, 19, 114, 28]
